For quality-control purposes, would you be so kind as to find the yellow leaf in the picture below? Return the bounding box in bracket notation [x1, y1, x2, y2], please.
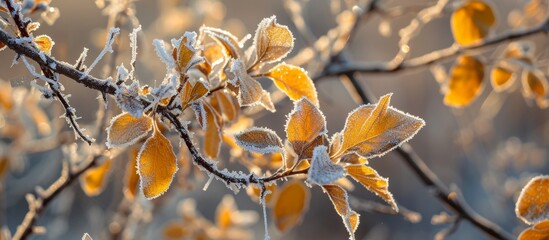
[286, 98, 326, 157]
[234, 127, 283, 154]
[106, 113, 153, 148]
[522, 69, 548, 107]
[490, 66, 515, 92]
[267, 63, 318, 105]
[254, 16, 294, 63]
[216, 195, 236, 230]
[80, 158, 112, 197]
[322, 184, 360, 239]
[202, 42, 226, 65]
[337, 94, 425, 159]
[346, 165, 397, 211]
[137, 123, 178, 199]
[201, 102, 222, 159]
[444, 55, 485, 107]
[123, 147, 140, 200]
[273, 180, 310, 233]
[451, 0, 496, 46]
[516, 175, 549, 224]
[33, 35, 54, 54]
[175, 33, 197, 71]
[340, 153, 368, 165]
[181, 80, 210, 109]
[519, 219, 549, 240]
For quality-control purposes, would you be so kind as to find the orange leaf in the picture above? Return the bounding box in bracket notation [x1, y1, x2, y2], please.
[346, 165, 397, 211]
[444, 55, 485, 107]
[267, 63, 318, 105]
[80, 158, 112, 197]
[451, 0, 496, 46]
[337, 94, 424, 159]
[307, 146, 345, 185]
[106, 113, 153, 148]
[216, 195, 237, 230]
[181, 80, 209, 109]
[33, 35, 54, 54]
[202, 26, 242, 59]
[234, 127, 283, 154]
[123, 147, 140, 200]
[0, 81, 13, 111]
[227, 59, 267, 107]
[522, 69, 548, 108]
[137, 124, 178, 199]
[518, 219, 549, 240]
[322, 184, 360, 239]
[516, 175, 549, 224]
[203, 102, 222, 159]
[285, 98, 326, 157]
[254, 16, 294, 63]
[175, 32, 198, 71]
[211, 91, 239, 122]
[272, 180, 310, 233]
[163, 221, 190, 239]
[490, 66, 515, 92]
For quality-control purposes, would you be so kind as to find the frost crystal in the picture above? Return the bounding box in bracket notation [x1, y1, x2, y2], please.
[153, 39, 176, 70]
[82, 27, 120, 78]
[115, 82, 144, 118]
[307, 146, 345, 185]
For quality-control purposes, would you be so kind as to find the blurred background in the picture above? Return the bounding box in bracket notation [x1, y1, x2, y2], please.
[1, 0, 548, 239]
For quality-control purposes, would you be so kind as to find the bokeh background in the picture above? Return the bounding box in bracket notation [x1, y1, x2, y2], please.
[1, 0, 548, 239]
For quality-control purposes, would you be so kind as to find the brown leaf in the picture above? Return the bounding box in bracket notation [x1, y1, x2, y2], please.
[137, 124, 178, 199]
[337, 94, 425, 159]
[181, 80, 209, 109]
[451, 0, 496, 46]
[174, 32, 198, 71]
[80, 158, 112, 197]
[516, 175, 549, 224]
[444, 55, 485, 107]
[227, 59, 267, 107]
[267, 63, 318, 105]
[254, 16, 294, 63]
[202, 26, 242, 59]
[518, 219, 549, 240]
[106, 113, 153, 148]
[211, 91, 239, 122]
[346, 165, 397, 211]
[322, 184, 360, 239]
[273, 180, 310, 233]
[286, 98, 326, 157]
[234, 127, 283, 154]
[203, 102, 222, 159]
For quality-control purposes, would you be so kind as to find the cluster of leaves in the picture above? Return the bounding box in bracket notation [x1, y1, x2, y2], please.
[515, 175, 549, 240]
[442, 0, 547, 108]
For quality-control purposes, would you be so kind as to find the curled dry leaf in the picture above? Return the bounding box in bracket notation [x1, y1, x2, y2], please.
[227, 59, 268, 107]
[307, 146, 345, 185]
[137, 124, 178, 199]
[173, 32, 199, 72]
[202, 26, 242, 59]
[267, 63, 319, 105]
[203, 102, 223, 159]
[322, 184, 360, 240]
[518, 219, 549, 240]
[286, 98, 326, 157]
[273, 180, 310, 233]
[444, 55, 485, 107]
[516, 175, 549, 224]
[451, 0, 496, 46]
[123, 147, 140, 200]
[106, 112, 153, 148]
[491, 66, 515, 92]
[337, 94, 425, 159]
[80, 158, 112, 197]
[522, 69, 548, 107]
[346, 165, 397, 211]
[33, 35, 55, 54]
[233, 127, 284, 154]
[254, 16, 294, 63]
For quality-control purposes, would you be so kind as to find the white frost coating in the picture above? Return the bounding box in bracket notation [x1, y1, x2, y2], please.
[129, 25, 142, 78]
[38, 51, 47, 63]
[115, 82, 144, 118]
[82, 233, 93, 240]
[261, 187, 271, 240]
[105, 112, 152, 149]
[21, 56, 59, 89]
[31, 80, 53, 98]
[153, 39, 176, 70]
[116, 63, 129, 82]
[191, 101, 207, 129]
[13, 37, 33, 44]
[233, 126, 284, 154]
[515, 175, 549, 224]
[75, 47, 89, 68]
[82, 27, 120, 79]
[307, 146, 345, 185]
[203, 174, 214, 191]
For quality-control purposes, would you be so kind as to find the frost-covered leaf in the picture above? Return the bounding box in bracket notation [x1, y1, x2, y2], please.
[346, 165, 397, 211]
[106, 113, 153, 148]
[203, 102, 222, 159]
[254, 16, 294, 63]
[191, 101, 207, 129]
[337, 94, 425, 159]
[115, 84, 145, 117]
[491, 65, 515, 92]
[444, 55, 485, 107]
[286, 98, 326, 157]
[267, 63, 318, 105]
[451, 0, 496, 46]
[522, 69, 548, 108]
[202, 26, 242, 59]
[34, 35, 54, 55]
[123, 147, 140, 200]
[181, 80, 209, 108]
[227, 59, 266, 107]
[137, 124, 178, 199]
[322, 184, 360, 240]
[273, 180, 310, 233]
[210, 91, 239, 122]
[307, 146, 345, 185]
[519, 219, 549, 240]
[247, 184, 277, 206]
[516, 175, 549, 224]
[300, 134, 329, 160]
[234, 127, 283, 154]
[173, 32, 200, 71]
[80, 158, 112, 197]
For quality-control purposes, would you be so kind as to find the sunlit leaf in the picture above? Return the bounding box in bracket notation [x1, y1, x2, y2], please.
[322, 184, 360, 240]
[337, 94, 425, 159]
[202, 26, 241, 59]
[106, 113, 153, 148]
[203, 102, 222, 159]
[522, 69, 548, 107]
[123, 147, 140, 200]
[227, 59, 267, 107]
[254, 16, 294, 63]
[80, 158, 112, 197]
[286, 98, 326, 157]
[451, 0, 496, 46]
[444, 55, 485, 107]
[266, 63, 318, 105]
[181, 80, 210, 109]
[518, 219, 549, 240]
[346, 165, 397, 211]
[300, 134, 329, 160]
[516, 175, 549, 224]
[174, 32, 199, 71]
[273, 180, 310, 233]
[490, 66, 515, 92]
[137, 124, 178, 199]
[234, 127, 283, 154]
[307, 146, 345, 185]
[210, 91, 239, 122]
[34, 35, 54, 54]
